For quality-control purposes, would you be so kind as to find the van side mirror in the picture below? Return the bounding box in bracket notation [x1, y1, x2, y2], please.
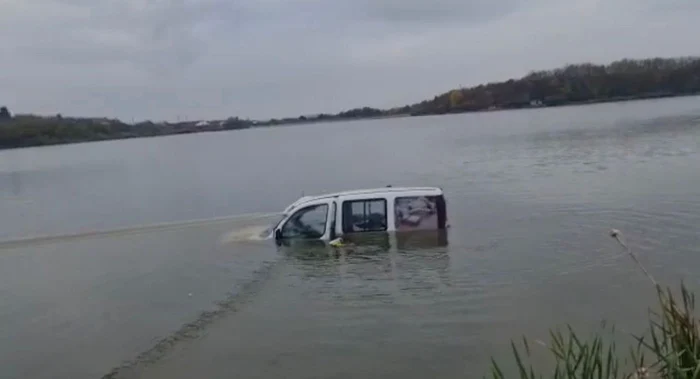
[274, 229, 282, 241]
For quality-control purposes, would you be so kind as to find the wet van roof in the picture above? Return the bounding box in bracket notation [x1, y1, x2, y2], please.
[285, 187, 443, 211]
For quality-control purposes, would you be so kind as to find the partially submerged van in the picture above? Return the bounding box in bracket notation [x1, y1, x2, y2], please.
[265, 187, 448, 242]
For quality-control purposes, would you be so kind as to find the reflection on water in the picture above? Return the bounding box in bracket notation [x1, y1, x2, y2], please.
[395, 230, 449, 250]
[130, 232, 459, 379]
[0, 171, 23, 199]
[10, 171, 20, 196]
[100, 230, 453, 379]
[274, 230, 449, 261]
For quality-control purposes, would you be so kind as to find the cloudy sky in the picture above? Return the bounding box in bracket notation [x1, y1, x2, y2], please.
[0, 0, 697, 121]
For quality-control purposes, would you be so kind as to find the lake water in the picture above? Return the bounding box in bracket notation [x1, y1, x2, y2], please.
[1, 97, 700, 378]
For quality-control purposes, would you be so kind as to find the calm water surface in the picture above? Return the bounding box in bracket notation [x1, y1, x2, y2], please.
[1, 97, 700, 378]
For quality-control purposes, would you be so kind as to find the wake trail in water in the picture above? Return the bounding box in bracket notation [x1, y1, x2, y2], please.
[1, 212, 286, 377]
[0, 212, 280, 249]
[218, 224, 272, 244]
[101, 254, 286, 379]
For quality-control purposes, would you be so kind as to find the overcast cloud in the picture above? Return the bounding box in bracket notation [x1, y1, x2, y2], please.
[0, 0, 698, 121]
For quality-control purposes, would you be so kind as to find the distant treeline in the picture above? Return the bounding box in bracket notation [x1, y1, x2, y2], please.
[407, 56, 700, 116]
[0, 112, 251, 149]
[1, 56, 699, 149]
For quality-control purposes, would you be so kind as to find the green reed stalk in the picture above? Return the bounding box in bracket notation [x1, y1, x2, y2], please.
[488, 229, 700, 379]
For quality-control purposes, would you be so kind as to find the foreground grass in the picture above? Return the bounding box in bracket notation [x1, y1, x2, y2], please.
[489, 230, 700, 379]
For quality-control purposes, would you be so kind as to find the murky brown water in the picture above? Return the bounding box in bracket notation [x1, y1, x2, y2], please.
[1, 97, 700, 378]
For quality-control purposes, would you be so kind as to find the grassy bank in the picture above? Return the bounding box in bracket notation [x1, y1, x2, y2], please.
[489, 230, 699, 379]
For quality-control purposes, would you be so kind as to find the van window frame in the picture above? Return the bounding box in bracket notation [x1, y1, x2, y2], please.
[341, 198, 388, 234]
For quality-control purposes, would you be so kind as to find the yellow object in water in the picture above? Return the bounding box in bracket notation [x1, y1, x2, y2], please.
[329, 238, 345, 247]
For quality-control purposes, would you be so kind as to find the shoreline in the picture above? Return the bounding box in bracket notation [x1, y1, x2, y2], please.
[1, 93, 698, 151]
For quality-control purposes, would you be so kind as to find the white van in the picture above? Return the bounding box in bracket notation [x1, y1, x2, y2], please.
[266, 187, 448, 242]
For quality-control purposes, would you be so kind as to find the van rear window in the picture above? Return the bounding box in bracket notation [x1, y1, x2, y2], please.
[394, 196, 443, 230]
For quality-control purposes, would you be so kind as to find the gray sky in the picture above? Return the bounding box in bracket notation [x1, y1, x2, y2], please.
[0, 0, 697, 121]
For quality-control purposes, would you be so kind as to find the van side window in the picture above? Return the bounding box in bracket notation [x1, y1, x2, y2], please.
[394, 196, 440, 230]
[342, 199, 387, 233]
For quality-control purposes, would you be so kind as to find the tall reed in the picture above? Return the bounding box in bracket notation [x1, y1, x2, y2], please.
[488, 229, 700, 379]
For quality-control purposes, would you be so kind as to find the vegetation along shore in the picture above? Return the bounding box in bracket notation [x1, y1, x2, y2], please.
[2, 56, 699, 150]
[489, 230, 700, 379]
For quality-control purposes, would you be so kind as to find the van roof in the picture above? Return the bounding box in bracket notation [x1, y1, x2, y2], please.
[287, 186, 443, 211]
